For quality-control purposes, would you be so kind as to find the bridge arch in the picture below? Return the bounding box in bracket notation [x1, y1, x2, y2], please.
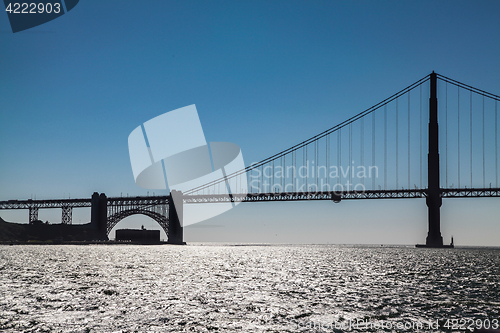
[106, 209, 169, 237]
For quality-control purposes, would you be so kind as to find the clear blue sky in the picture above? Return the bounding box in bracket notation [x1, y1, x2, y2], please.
[1, 1, 499, 245]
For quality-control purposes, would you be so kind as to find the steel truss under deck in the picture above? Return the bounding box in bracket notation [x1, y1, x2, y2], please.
[182, 188, 500, 204]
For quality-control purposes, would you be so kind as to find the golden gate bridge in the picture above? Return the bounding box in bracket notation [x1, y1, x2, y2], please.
[1, 72, 499, 246]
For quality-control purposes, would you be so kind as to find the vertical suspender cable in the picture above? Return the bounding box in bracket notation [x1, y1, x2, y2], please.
[483, 95, 485, 188]
[317, 139, 319, 188]
[282, 155, 285, 190]
[312, 141, 315, 189]
[272, 160, 275, 191]
[285, 154, 288, 190]
[496, 100, 498, 188]
[470, 91, 473, 188]
[302, 147, 305, 190]
[293, 150, 300, 191]
[396, 98, 399, 189]
[445, 83, 448, 188]
[326, 134, 329, 188]
[293, 150, 296, 192]
[295, 150, 298, 191]
[288, 153, 290, 193]
[420, 84, 423, 189]
[458, 87, 461, 188]
[372, 112, 376, 190]
[361, 117, 364, 186]
[292, 150, 297, 192]
[259, 164, 264, 193]
[338, 129, 341, 186]
[349, 123, 352, 187]
[316, 139, 318, 188]
[408, 91, 411, 189]
[304, 145, 309, 192]
[384, 105, 387, 190]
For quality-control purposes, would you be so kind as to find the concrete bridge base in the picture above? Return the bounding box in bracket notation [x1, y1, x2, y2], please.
[166, 190, 185, 245]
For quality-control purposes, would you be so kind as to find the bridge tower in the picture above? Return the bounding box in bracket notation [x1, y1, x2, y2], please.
[419, 72, 453, 248]
[167, 190, 185, 244]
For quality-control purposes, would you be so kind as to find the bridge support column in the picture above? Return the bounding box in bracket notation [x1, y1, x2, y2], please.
[29, 206, 39, 223]
[418, 72, 451, 248]
[61, 206, 72, 224]
[168, 190, 185, 244]
[91, 192, 108, 240]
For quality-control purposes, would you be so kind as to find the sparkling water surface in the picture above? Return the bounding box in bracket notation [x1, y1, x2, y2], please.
[0, 244, 499, 332]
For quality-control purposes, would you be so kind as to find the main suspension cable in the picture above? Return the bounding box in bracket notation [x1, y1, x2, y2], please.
[185, 74, 431, 194]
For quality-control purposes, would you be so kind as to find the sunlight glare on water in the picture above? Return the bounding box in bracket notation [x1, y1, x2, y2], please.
[0, 244, 499, 332]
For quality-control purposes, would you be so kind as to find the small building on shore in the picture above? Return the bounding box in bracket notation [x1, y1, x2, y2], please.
[115, 227, 160, 244]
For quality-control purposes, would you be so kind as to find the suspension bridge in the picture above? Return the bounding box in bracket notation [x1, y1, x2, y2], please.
[1, 72, 499, 246]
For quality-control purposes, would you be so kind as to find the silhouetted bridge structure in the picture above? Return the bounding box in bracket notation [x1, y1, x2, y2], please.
[1, 72, 499, 245]
[0, 193, 183, 244]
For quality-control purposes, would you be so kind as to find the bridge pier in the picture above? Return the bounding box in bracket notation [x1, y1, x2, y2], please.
[29, 206, 39, 223]
[425, 194, 443, 247]
[61, 206, 72, 224]
[91, 192, 108, 240]
[167, 190, 185, 244]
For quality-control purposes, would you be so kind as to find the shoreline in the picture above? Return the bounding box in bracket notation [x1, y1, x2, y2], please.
[0, 240, 186, 245]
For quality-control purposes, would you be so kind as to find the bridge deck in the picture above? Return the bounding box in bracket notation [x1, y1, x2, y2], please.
[182, 188, 500, 203]
[0, 196, 169, 209]
[0, 188, 498, 210]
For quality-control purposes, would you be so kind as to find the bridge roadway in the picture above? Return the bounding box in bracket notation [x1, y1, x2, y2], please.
[0, 195, 169, 210]
[1, 187, 499, 209]
[183, 187, 500, 203]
